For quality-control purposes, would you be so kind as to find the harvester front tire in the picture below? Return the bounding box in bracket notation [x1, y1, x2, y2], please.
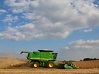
[47, 61, 54, 68]
[32, 62, 39, 68]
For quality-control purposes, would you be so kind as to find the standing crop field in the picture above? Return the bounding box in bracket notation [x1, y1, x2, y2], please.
[73, 60, 99, 69]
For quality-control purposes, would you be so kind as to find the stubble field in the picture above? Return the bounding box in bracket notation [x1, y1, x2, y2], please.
[0, 57, 99, 74]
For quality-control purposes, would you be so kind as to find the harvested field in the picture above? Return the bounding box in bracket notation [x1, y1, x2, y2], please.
[0, 57, 99, 74]
[0, 57, 27, 69]
[0, 68, 99, 74]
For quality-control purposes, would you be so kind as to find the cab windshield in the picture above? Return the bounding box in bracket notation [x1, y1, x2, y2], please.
[52, 53, 58, 59]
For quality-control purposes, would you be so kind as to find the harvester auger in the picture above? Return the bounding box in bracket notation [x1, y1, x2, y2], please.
[20, 50, 58, 68]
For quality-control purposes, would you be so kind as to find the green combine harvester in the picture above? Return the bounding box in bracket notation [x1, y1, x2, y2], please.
[21, 50, 78, 69]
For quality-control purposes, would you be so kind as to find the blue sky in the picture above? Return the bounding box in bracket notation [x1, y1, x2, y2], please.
[0, 0, 99, 60]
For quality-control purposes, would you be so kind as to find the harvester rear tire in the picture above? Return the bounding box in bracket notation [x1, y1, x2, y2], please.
[32, 62, 39, 68]
[47, 61, 54, 68]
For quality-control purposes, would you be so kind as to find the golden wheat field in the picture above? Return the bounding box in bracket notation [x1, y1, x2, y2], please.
[0, 57, 99, 74]
[73, 60, 99, 69]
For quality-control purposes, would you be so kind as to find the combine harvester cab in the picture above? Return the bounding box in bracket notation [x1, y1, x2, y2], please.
[20, 50, 58, 68]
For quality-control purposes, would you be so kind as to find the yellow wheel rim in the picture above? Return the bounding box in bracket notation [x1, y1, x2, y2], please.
[34, 64, 38, 68]
[49, 63, 54, 68]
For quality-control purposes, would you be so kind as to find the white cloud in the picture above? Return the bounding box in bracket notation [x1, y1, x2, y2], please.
[84, 28, 92, 32]
[1, 0, 99, 40]
[4, 0, 30, 13]
[62, 46, 70, 50]
[0, 23, 70, 40]
[0, 27, 25, 41]
[0, 9, 7, 13]
[64, 39, 99, 50]
[16, 23, 35, 31]
[3, 14, 18, 23]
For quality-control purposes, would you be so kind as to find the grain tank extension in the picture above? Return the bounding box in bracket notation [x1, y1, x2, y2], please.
[20, 50, 58, 68]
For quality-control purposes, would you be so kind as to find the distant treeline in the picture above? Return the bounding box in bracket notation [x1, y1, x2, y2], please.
[83, 58, 99, 61]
